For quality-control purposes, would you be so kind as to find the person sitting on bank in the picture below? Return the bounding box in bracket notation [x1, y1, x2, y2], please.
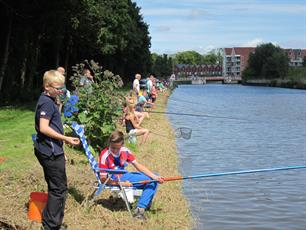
[125, 103, 149, 145]
[99, 130, 164, 220]
[125, 90, 137, 105]
[150, 82, 157, 104]
[135, 89, 154, 113]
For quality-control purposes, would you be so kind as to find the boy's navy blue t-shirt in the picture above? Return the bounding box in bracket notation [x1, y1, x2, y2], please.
[34, 93, 64, 156]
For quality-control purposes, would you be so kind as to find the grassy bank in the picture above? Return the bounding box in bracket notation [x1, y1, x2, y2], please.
[0, 92, 193, 229]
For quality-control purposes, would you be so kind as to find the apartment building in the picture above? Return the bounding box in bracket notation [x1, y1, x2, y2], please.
[223, 47, 255, 77]
[223, 47, 306, 77]
[285, 49, 306, 67]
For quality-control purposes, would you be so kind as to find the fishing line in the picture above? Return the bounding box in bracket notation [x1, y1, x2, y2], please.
[148, 110, 250, 121]
[169, 97, 207, 106]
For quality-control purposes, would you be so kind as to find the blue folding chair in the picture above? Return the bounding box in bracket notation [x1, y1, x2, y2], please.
[71, 122, 142, 215]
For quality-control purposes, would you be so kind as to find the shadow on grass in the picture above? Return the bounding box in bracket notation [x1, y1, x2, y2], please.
[95, 196, 128, 212]
[68, 186, 85, 204]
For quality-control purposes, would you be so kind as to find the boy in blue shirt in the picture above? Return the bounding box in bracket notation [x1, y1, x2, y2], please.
[34, 70, 80, 230]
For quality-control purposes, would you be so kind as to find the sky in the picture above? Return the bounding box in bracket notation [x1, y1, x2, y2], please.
[132, 0, 306, 54]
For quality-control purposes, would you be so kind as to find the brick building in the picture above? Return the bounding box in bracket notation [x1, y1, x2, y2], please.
[223, 47, 255, 77]
[223, 47, 306, 77]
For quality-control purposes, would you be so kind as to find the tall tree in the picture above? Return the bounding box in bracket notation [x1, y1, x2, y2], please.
[303, 56, 306, 67]
[151, 53, 173, 78]
[242, 43, 289, 80]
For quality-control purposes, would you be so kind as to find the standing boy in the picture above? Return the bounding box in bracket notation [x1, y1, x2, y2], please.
[133, 73, 141, 96]
[34, 70, 80, 230]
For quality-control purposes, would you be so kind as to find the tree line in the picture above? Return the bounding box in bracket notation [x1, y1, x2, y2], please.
[0, 0, 151, 102]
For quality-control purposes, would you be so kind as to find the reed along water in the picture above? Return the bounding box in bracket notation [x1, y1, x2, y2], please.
[167, 84, 306, 230]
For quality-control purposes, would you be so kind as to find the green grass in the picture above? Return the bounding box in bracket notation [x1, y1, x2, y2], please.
[0, 105, 36, 171]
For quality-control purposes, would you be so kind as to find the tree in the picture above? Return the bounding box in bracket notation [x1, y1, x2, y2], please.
[210, 48, 223, 65]
[151, 53, 173, 78]
[242, 43, 289, 80]
[173, 51, 203, 65]
[202, 53, 217, 64]
[172, 50, 221, 65]
[303, 56, 306, 67]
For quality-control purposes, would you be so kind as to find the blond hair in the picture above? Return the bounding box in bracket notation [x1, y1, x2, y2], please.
[128, 103, 136, 112]
[108, 130, 124, 145]
[43, 70, 65, 87]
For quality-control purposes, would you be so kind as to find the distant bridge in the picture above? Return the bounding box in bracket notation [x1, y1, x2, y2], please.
[172, 76, 242, 85]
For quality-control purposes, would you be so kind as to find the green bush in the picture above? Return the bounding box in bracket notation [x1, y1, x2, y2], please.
[66, 60, 124, 152]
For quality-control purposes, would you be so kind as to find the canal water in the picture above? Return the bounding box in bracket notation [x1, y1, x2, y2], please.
[167, 84, 306, 230]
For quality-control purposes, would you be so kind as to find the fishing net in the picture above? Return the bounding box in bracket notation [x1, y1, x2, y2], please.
[150, 127, 192, 140]
[174, 127, 192, 140]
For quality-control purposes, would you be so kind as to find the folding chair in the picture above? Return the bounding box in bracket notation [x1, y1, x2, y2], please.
[71, 122, 142, 216]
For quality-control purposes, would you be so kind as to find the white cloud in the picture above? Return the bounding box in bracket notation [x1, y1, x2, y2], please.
[241, 3, 306, 14]
[240, 38, 264, 47]
[240, 38, 281, 47]
[197, 45, 216, 54]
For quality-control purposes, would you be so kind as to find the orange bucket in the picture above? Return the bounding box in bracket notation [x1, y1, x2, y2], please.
[28, 192, 48, 223]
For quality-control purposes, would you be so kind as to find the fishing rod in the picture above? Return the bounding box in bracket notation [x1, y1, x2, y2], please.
[131, 165, 306, 185]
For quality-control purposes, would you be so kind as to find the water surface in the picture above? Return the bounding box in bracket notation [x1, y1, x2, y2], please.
[167, 84, 306, 230]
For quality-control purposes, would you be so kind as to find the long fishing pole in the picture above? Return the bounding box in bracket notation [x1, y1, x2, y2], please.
[148, 110, 249, 121]
[131, 165, 306, 185]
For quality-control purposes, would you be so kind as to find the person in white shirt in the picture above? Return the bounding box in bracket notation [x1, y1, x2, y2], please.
[133, 73, 141, 96]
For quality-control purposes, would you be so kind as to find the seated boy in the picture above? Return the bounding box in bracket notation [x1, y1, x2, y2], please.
[99, 130, 164, 220]
[135, 89, 154, 112]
